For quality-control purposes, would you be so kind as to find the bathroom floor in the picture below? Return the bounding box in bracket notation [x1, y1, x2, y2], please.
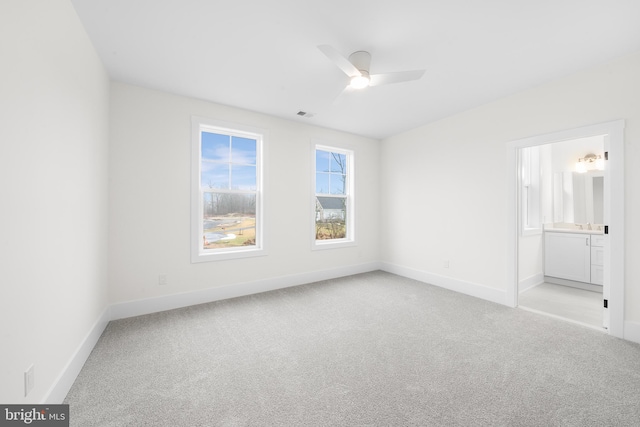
[518, 282, 604, 330]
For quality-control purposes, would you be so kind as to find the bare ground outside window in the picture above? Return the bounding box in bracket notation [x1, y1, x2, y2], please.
[203, 214, 256, 249]
[315, 219, 346, 240]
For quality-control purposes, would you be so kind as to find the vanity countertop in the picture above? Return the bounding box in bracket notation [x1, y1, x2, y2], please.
[544, 227, 603, 235]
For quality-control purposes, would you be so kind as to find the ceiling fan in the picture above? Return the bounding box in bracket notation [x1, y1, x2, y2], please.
[318, 44, 426, 93]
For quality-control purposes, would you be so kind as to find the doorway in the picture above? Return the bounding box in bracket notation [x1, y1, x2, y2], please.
[506, 120, 625, 338]
[518, 136, 605, 330]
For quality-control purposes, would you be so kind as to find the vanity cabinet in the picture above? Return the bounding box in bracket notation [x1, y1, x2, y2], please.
[544, 232, 591, 283]
[590, 234, 605, 285]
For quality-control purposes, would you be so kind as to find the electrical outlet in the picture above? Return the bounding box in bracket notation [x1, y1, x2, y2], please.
[443, 260, 450, 268]
[158, 274, 167, 286]
[24, 365, 34, 397]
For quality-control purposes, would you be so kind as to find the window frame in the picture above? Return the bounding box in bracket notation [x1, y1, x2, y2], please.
[191, 116, 266, 263]
[520, 145, 541, 236]
[312, 143, 355, 250]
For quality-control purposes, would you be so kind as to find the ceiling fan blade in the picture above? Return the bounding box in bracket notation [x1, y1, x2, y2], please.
[318, 44, 361, 77]
[332, 85, 356, 105]
[369, 70, 426, 87]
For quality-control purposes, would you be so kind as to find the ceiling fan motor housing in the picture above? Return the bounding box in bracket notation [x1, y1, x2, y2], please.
[348, 51, 371, 75]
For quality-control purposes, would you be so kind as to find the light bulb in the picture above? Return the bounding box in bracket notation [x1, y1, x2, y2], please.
[350, 75, 370, 89]
[595, 155, 604, 170]
[575, 160, 587, 173]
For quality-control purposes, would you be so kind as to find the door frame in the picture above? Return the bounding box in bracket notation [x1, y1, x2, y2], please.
[506, 120, 625, 338]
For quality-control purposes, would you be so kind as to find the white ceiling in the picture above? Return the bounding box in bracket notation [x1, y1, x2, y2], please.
[71, 0, 640, 139]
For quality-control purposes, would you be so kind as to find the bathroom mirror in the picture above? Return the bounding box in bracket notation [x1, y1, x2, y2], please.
[553, 171, 604, 224]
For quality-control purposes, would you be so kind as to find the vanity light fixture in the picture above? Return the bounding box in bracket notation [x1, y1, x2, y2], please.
[575, 153, 604, 173]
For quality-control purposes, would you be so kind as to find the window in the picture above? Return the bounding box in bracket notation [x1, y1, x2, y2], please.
[313, 144, 354, 248]
[191, 117, 264, 262]
[521, 146, 541, 234]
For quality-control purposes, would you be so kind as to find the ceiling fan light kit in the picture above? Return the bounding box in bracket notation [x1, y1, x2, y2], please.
[350, 72, 371, 89]
[318, 44, 426, 94]
[347, 51, 371, 89]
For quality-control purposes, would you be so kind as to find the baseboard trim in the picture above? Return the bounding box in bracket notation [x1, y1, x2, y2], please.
[544, 276, 603, 293]
[624, 320, 640, 344]
[42, 306, 111, 404]
[110, 262, 382, 320]
[380, 262, 507, 306]
[519, 273, 544, 293]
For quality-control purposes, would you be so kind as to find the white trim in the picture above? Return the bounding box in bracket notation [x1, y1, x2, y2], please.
[312, 238, 358, 250]
[522, 228, 543, 237]
[518, 273, 544, 293]
[190, 116, 267, 263]
[380, 262, 507, 305]
[506, 120, 625, 338]
[110, 262, 381, 320]
[624, 321, 640, 344]
[42, 307, 111, 403]
[312, 143, 355, 250]
[520, 146, 542, 234]
[545, 276, 603, 293]
[604, 123, 625, 338]
[506, 144, 519, 308]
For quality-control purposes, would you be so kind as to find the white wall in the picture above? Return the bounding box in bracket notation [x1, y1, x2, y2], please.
[0, 0, 110, 403]
[108, 83, 380, 308]
[380, 51, 640, 328]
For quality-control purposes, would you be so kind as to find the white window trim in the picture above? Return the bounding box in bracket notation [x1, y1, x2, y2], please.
[312, 143, 356, 250]
[520, 146, 542, 236]
[191, 116, 267, 263]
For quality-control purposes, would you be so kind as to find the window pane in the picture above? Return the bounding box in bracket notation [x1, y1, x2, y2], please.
[201, 162, 229, 189]
[330, 173, 345, 194]
[194, 119, 264, 261]
[202, 132, 230, 161]
[231, 137, 256, 165]
[231, 165, 256, 190]
[202, 193, 256, 249]
[316, 150, 330, 172]
[313, 146, 352, 245]
[315, 196, 346, 240]
[316, 172, 330, 194]
[203, 192, 256, 216]
[330, 152, 347, 173]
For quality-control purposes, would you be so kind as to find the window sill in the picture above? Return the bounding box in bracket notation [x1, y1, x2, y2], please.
[191, 247, 267, 263]
[312, 239, 356, 251]
[521, 228, 542, 237]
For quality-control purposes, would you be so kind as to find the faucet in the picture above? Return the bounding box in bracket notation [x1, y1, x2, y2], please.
[576, 224, 583, 230]
[587, 223, 592, 230]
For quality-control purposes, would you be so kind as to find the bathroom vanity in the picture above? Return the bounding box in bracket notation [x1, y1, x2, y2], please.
[544, 227, 604, 287]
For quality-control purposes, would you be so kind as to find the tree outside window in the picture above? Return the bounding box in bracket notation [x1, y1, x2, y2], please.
[314, 145, 354, 246]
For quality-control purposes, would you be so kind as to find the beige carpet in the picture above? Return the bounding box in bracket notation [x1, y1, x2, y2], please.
[65, 271, 640, 426]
